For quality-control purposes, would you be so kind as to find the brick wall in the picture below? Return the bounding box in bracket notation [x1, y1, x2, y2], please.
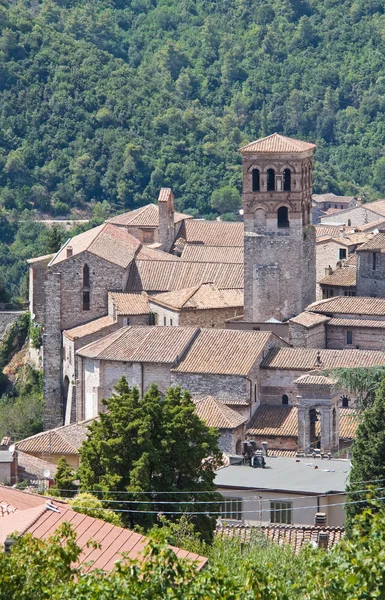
[246, 434, 298, 451]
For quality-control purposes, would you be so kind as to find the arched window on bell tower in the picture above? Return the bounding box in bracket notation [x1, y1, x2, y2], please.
[267, 168, 275, 191]
[277, 206, 289, 228]
[252, 168, 260, 192]
[283, 168, 291, 191]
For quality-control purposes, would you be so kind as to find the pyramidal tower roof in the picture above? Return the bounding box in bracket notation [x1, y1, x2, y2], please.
[239, 133, 316, 154]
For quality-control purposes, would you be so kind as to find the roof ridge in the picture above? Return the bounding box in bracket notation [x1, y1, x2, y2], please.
[95, 327, 130, 358]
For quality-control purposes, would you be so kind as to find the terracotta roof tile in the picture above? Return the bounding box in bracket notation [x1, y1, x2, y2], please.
[315, 225, 351, 238]
[362, 199, 385, 217]
[194, 397, 247, 429]
[339, 408, 361, 438]
[357, 218, 385, 232]
[150, 283, 243, 311]
[247, 405, 298, 437]
[318, 267, 356, 287]
[289, 312, 330, 328]
[109, 292, 150, 316]
[328, 317, 385, 329]
[261, 348, 385, 370]
[27, 254, 55, 265]
[294, 374, 336, 386]
[307, 296, 385, 316]
[180, 245, 244, 264]
[313, 193, 354, 205]
[16, 421, 93, 456]
[179, 220, 243, 247]
[77, 326, 198, 364]
[173, 329, 275, 376]
[0, 485, 51, 511]
[239, 133, 316, 154]
[63, 316, 115, 341]
[107, 203, 192, 227]
[345, 253, 357, 266]
[356, 231, 385, 253]
[216, 524, 344, 553]
[17, 451, 58, 480]
[126, 260, 243, 291]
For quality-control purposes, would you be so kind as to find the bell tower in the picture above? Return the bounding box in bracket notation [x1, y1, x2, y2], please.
[241, 133, 316, 322]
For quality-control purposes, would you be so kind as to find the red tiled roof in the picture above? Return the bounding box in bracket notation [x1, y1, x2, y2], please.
[109, 292, 150, 316]
[307, 296, 385, 316]
[239, 133, 316, 154]
[16, 421, 93, 456]
[107, 203, 192, 227]
[194, 397, 247, 429]
[261, 348, 385, 370]
[63, 316, 115, 341]
[356, 231, 385, 253]
[179, 220, 243, 247]
[318, 267, 356, 288]
[289, 312, 330, 328]
[150, 283, 243, 311]
[328, 318, 385, 329]
[180, 245, 244, 264]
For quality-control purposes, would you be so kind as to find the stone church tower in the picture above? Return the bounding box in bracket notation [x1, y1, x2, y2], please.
[241, 133, 316, 322]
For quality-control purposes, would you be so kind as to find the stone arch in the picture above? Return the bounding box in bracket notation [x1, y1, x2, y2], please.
[282, 394, 289, 405]
[252, 168, 260, 192]
[309, 408, 321, 448]
[277, 205, 289, 228]
[267, 168, 275, 191]
[254, 208, 266, 228]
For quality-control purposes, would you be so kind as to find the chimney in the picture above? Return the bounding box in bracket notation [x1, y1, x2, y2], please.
[262, 441, 268, 456]
[324, 266, 333, 276]
[314, 512, 327, 526]
[317, 531, 329, 550]
[66, 246, 73, 258]
[158, 188, 175, 252]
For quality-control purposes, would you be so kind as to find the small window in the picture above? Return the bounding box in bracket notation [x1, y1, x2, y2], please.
[170, 318, 173, 326]
[149, 313, 156, 325]
[83, 291, 90, 311]
[126, 318, 130, 326]
[221, 498, 243, 521]
[341, 395, 350, 408]
[83, 264, 90, 288]
[271, 501, 292, 524]
[254, 383, 258, 403]
[348, 219, 351, 226]
[334, 204, 337, 209]
[277, 206, 289, 228]
[346, 330, 353, 345]
[283, 168, 291, 191]
[328, 204, 331, 208]
[282, 394, 289, 405]
[339, 248, 347, 260]
[373, 253, 377, 270]
[164, 316, 167, 326]
[267, 168, 275, 191]
[252, 169, 260, 192]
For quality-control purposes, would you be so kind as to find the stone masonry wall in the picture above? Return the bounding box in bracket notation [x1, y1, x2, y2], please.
[289, 322, 327, 348]
[320, 205, 383, 226]
[29, 257, 51, 324]
[356, 251, 385, 298]
[43, 271, 63, 429]
[316, 239, 351, 300]
[326, 324, 385, 350]
[172, 372, 251, 402]
[179, 307, 243, 328]
[218, 424, 245, 454]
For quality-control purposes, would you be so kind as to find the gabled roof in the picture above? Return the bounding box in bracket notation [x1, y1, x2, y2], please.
[77, 326, 198, 364]
[318, 267, 356, 288]
[126, 260, 243, 291]
[261, 347, 385, 370]
[180, 245, 244, 264]
[178, 220, 243, 247]
[294, 374, 336, 386]
[194, 396, 247, 429]
[0, 489, 207, 571]
[307, 296, 385, 316]
[150, 283, 243, 311]
[107, 203, 192, 227]
[109, 292, 150, 316]
[313, 193, 355, 205]
[173, 329, 278, 376]
[362, 199, 385, 218]
[50, 223, 179, 268]
[16, 421, 93, 456]
[289, 312, 330, 329]
[239, 133, 316, 154]
[247, 405, 298, 437]
[328, 318, 385, 330]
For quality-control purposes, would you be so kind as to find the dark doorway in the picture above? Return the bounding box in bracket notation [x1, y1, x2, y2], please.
[282, 394, 289, 405]
[283, 169, 291, 191]
[267, 168, 275, 191]
[252, 169, 260, 192]
[277, 206, 289, 228]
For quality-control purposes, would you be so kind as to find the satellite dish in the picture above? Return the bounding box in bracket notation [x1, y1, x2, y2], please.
[8, 444, 15, 453]
[43, 469, 51, 479]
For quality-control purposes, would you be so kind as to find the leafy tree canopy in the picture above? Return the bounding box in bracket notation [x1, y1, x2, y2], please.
[210, 185, 241, 214]
[78, 379, 222, 543]
[330, 366, 385, 409]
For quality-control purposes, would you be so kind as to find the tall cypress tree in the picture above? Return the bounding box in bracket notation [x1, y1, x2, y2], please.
[78, 379, 222, 543]
[345, 377, 385, 533]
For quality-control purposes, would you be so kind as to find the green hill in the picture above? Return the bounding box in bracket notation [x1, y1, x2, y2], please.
[1, 0, 385, 300]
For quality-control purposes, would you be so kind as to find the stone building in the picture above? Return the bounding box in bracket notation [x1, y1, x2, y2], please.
[320, 199, 385, 227]
[318, 265, 357, 299]
[194, 396, 247, 454]
[356, 232, 385, 297]
[312, 193, 357, 224]
[241, 133, 316, 322]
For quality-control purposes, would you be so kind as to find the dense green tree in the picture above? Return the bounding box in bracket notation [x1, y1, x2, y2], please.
[78, 379, 222, 542]
[44, 225, 64, 255]
[345, 378, 385, 531]
[68, 492, 123, 526]
[210, 186, 241, 214]
[50, 457, 77, 498]
[331, 366, 385, 409]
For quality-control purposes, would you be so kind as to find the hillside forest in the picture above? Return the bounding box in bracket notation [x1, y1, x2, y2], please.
[1, 0, 385, 302]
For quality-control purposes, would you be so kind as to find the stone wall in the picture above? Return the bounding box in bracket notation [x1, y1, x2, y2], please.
[149, 303, 179, 326]
[326, 324, 385, 350]
[43, 271, 63, 429]
[316, 239, 351, 300]
[179, 307, 243, 328]
[29, 256, 52, 324]
[289, 321, 327, 348]
[260, 368, 305, 405]
[356, 250, 385, 298]
[218, 424, 245, 455]
[246, 434, 298, 451]
[173, 372, 252, 403]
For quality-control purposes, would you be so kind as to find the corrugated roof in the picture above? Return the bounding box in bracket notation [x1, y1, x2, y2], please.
[179, 220, 243, 247]
[289, 312, 330, 328]
[247, 405, 298, 437]
[239, 133, 316, 153]
[107, 203, 192, 227]
[307, 296, 385, 316]
[173, 329, 274, 376]
[181, 245, 244, 264]
[150, 283, 243, 311]
[216, 524, 344, 553]
[194, 397, 247, 429]
[318, 267, 356, 287]
[77, 326, 198, 364]
[63, 316, 115, 341]
[356, 231, 385, 253]
[328, 318, 385, 329]
[16, 421, 93, 456]
[109, 292, 150, 316]
[261, 348, 385, 370]
[126, 260, 243, 292]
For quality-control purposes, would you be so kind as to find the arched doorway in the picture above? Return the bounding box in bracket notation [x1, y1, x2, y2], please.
[309, 408, 321, 448]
